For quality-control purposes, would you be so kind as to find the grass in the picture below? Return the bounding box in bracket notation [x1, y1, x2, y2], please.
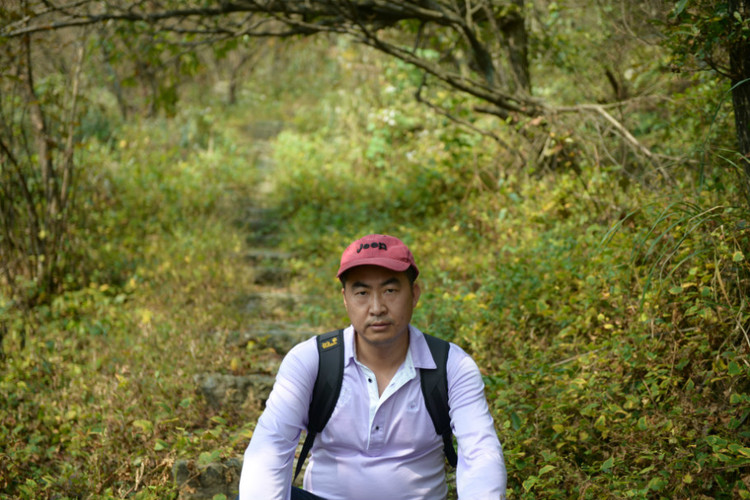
[1, 39, 750, 499]
[0, 106, 278, 497]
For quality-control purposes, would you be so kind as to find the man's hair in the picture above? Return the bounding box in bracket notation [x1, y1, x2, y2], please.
[339, 266, 418, 288]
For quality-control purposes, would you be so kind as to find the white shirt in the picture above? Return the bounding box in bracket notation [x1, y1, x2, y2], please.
[239, 325, 507, 500]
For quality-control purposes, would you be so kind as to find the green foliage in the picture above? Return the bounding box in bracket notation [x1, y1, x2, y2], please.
[2, 12, 750, 500]
[264, 42, 750, 499]
[0, 102, 263, 497]
[665, 0, 747, 74]
[0, 34, 87, 309]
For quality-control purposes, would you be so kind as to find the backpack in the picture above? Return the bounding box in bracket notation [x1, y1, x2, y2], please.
[294, 329, 458, 480]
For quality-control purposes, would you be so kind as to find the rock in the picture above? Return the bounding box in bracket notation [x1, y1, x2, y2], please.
[173, 457, 242, 500]
[252, 265, 291, 285]
[245, 230, 281, 247]
[243, 292, 298, 316]
[194, 373, 275, 409]
[232, 200, 284, 245]
[244, 120, 284, 140]
[226, 324, 310, 354]
[244, 248, 292, 263]
[235, 206, 280, 232]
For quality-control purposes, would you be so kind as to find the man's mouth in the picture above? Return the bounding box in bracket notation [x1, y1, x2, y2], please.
[369, 321, 391, 329]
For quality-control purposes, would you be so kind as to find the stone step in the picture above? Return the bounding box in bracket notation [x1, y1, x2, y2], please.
[252, 265, 291, 286]
[176, 121, 293, 499]
[226, 324, 311, 354]
[255, 151, 275, 172]
[236, 205, 277, 223]
[246, 232, 282, 248]
[245, 248, 292, 263]
[173, 442, 309, 498]
[236, 215, 274, 235]
[194, 372, 275, 409]
[173, 457, 242, 500]
[242, 225, 282, 246]
[243, 292, 300, 317]
[244, 120, 284, 140]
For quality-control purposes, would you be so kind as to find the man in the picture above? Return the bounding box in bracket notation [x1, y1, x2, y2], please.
[239, 234, 506, 500]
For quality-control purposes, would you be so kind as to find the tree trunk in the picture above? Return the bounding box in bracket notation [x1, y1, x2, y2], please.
[20, 34, 48, 286]
[729, 0, 750, 206]
[504, 0, 530, 93]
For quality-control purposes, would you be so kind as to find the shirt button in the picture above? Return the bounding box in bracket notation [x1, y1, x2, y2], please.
[368, 378, 373, 383]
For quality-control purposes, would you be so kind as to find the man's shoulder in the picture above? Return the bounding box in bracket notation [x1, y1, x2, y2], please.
[289, 333, 320, 355]
[282, 329, 351, 368]
[277, 334, 320, 376]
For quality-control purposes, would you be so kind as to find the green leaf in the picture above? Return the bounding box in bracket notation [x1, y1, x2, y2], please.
[594, 414, 607, 431]
[647, 477, 667, 491]
[639, 464, 655, 475]
[706, 435, 728, 449]
[637, 416, 649, 430]
[714, 452, 732, 462]
[675, 0, 689, 16]
[728, 361, 743, 376]
[132, 419, 153, 434]
[198, 450, 221, 465]
[522, 475, 539, 492]
[733, 250, 745, 262]
[601, 456, 615, 471]
[510, 412, 522, 430]
[669, 285, 683, 294]
[539, 464, 556, 476]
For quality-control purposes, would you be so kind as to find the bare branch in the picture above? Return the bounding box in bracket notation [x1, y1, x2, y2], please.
[555, 103, 654, 160]
[60, 32, 85, 214]
[552, 102, 672, 182]
[2, 0, 661, 184]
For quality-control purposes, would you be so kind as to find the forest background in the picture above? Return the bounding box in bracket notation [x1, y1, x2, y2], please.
[1, 0, 750, 498]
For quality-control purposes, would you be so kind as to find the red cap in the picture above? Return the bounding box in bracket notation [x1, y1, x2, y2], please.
[337, 234, 419, 278]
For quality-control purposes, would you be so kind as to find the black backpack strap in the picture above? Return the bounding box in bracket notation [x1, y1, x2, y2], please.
[421, 333, 458, 468]
[294, 329, 345, 481]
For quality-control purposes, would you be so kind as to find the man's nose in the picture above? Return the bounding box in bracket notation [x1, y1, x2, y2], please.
[370, 293, 386, 314]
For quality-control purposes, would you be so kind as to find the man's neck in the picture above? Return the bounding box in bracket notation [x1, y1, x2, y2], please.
[355, 330, 410, 395]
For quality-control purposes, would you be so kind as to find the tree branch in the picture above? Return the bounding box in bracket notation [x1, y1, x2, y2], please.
[555, 103, 653, 159]
[415, 74, 520, 158]
[552, 102, 672, 182]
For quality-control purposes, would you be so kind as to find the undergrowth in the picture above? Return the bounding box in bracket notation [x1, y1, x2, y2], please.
[264, 43, 750, 499]
[0, 107, 272, 498]
[1, 38, 749, 499]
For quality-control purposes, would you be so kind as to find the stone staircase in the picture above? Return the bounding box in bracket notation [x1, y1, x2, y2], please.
[173, 121, 310, 499]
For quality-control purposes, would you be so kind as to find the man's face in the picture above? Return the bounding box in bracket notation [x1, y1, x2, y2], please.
[342, 265, 421, 348]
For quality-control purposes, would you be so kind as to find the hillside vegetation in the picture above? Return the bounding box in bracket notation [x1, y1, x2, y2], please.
[1, 26, 750, 500]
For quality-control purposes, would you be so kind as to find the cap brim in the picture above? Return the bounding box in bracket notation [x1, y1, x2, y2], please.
[336, 258, 412, 278]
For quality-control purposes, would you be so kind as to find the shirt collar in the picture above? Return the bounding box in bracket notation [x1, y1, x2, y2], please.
[343, 324, 436, 370]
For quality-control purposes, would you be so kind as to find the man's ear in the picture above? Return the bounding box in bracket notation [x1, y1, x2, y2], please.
[341, 286, 347, 308]
[412, 282, 421, 307]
